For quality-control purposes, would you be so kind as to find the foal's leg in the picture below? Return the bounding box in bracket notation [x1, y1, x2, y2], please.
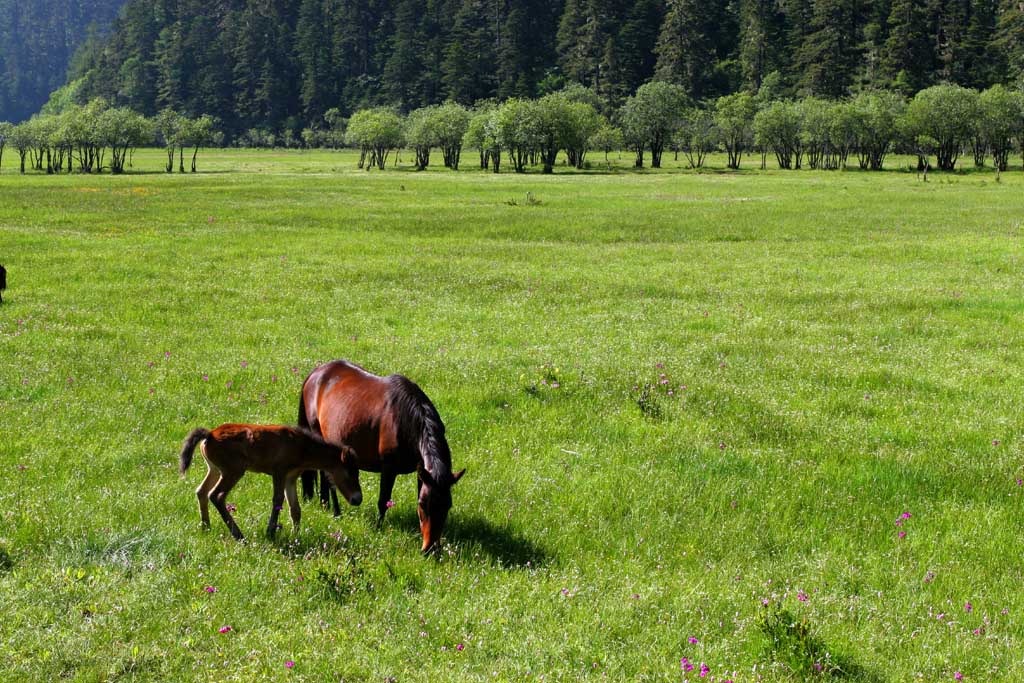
[284, 476, 301, 530]
[266, 475, 286, 539]
[195, 462, 221, 528]
[377, 470, 397, 527]
[210, 470, 245, 540]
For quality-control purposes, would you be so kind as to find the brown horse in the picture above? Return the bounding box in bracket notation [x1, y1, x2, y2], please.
[178, 423, 362, 540]
[298, 360, 465, 553]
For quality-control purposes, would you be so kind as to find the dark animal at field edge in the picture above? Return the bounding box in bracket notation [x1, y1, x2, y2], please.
[0, 264, 6, 304]
[299, 360, 465, 554]
[178, 423, 362, 540]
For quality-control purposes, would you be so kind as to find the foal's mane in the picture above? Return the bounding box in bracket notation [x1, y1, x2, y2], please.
[388, 374, 453, 487]
[293, 425, 341, 450]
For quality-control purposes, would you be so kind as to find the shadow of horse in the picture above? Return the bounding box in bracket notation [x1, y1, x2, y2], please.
[447, 514, 552, 567]
[382, 509, 551, 567]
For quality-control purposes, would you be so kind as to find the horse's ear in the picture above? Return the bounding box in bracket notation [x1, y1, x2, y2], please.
[451, 468, 466, 485]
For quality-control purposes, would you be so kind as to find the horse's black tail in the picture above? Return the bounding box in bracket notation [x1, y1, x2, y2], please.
[298, 390, 318, 501]
[179, 427, 211, 475]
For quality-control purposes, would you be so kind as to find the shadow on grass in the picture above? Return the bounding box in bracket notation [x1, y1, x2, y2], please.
[445, 514, 552, 568]
[378, 508, 551, 567]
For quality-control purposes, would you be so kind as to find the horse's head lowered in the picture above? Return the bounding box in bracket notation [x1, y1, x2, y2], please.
[326, 445, 363, 507]
[418, 468, 466, 553]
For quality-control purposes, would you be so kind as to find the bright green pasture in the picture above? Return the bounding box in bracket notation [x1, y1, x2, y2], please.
[1, 150, 1023, 682]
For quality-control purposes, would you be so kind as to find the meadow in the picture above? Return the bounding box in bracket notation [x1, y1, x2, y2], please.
[1, 149, 1023, 682]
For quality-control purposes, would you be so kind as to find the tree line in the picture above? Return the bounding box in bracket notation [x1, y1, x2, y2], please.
[61, 0, 1024, 140]
[339, 82, 1024, 174]
[5, 82, 1022, 176]
[0, 100, 218, 174]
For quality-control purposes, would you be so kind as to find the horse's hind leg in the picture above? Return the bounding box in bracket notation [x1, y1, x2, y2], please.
[210, 470, 245, 540]
[196, 462, 221, 528]
[285, 476, 301, 530]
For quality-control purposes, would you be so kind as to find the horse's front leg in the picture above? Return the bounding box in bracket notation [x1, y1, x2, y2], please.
[319, 472, 341, 518]
[267, 475, 286, 539]
[377, 470, 397, 528]
[284, 475, 301, 531]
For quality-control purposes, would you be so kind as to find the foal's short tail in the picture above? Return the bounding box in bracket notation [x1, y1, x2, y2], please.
[178, 427, 212, 475]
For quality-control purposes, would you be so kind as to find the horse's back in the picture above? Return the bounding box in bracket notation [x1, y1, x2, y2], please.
[302, 360, 398, 472]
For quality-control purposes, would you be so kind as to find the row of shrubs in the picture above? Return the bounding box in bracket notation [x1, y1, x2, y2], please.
[343, 82, 1024, 174]
[0, 100, 218, 174]
[3, 83, 1024, 174]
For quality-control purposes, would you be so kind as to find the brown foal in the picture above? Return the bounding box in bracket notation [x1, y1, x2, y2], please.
[178, 423, 362, 540]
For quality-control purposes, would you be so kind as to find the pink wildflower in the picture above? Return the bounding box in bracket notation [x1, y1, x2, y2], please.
[218, 626, 232, 634]
[285, 660, 295, 669]
[456, 643, 464, 651]
[204, 586, 217, 593]
[964, 601, 973, 613]
[385, 500, 395, 509]
[688, 636, 699, 644]
[681, 657, 694, 672]
[797, 591, 808, 602]
[954, 673, 963, 681]
[699, 663, 709, 678]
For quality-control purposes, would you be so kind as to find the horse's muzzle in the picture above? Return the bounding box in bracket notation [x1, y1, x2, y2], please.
[349, 492, 363, 506]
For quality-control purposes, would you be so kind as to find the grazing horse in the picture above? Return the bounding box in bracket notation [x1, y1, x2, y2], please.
[0, 264, 6, 303]
[298, 360, 465, 553]
[178, 423, 362, 540]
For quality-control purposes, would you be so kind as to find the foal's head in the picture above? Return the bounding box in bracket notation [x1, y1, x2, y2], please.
[418, 468, 465, 553]
[327, 446, 363, 507]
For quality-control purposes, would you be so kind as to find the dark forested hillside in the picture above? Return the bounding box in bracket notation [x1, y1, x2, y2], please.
[0, 0, 125, 122]
[65, 0, 1024, 136]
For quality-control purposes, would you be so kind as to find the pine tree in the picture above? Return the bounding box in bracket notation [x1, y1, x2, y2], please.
[795, 0, 864, 97]
[296, 0, 338, 121]
[443, 0, 499, 103]
[655, 0, 715, 99]
[995, 0, 1024, 83]
[881, 0, 933, 93]
[739, 0, 786, 91]
[607, 0, 663, 104]
[557, 0, 619, 91]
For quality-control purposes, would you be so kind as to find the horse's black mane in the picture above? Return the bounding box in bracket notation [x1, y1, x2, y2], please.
[388, 374, 453, 486]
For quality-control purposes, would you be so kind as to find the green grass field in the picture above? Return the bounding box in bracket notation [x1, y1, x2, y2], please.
[2, 149, 1023, 682]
